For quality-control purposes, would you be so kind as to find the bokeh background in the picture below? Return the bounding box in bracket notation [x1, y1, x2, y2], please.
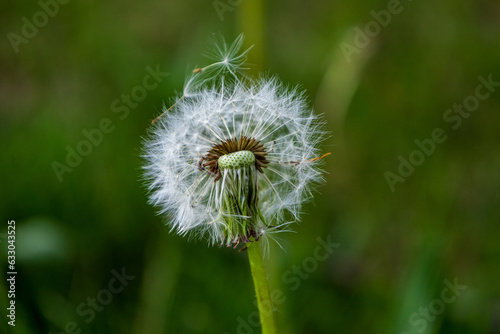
[1, 0, 500, 333]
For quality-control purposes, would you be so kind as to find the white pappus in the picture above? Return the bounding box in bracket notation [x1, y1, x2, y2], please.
[142, 35, 328, 248]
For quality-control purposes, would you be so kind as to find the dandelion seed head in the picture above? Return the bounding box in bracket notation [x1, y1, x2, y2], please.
[143, 36, 327, 247]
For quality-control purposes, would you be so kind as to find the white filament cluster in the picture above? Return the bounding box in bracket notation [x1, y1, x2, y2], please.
[143, 37, 327, 246]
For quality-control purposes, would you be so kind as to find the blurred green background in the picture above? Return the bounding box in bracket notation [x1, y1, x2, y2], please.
[1, 0, 500, 333]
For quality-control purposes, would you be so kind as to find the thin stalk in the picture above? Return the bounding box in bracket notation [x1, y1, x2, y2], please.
[247, 241, 277, 334]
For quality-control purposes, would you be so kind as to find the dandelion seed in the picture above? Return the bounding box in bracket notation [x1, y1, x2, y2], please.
[142, 36, 328, 248]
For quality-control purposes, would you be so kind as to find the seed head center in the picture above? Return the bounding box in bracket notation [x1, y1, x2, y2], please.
[198, 136, 269, 181]
[218, 150, 255, 169]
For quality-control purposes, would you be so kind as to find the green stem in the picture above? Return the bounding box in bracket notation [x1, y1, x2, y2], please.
[247, 241, 277, 334]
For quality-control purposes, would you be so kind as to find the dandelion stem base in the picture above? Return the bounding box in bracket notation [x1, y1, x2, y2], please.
[247, 241, 277, 334]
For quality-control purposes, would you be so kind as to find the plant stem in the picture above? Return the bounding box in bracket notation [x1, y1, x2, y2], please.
[247, 241, 277, 334]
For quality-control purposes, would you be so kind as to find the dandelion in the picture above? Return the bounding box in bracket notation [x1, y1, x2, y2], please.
[142, 35, 328, 334]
